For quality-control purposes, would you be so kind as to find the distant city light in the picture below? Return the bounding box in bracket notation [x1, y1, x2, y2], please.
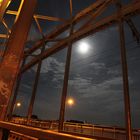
[78, 41, 90, 54]
[16, 102, 21, 107]
[67, 98, 74, 106]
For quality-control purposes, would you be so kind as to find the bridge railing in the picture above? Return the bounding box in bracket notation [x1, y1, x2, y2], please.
[0, 121, 94, 140]
[63, 123, 140, 140]
[10, 117, 140, 140]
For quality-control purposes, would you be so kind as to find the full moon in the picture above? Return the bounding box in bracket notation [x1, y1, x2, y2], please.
[78, 42, 90, 54]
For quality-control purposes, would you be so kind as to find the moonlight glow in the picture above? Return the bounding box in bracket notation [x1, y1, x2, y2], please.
[78, 42, 90, 54]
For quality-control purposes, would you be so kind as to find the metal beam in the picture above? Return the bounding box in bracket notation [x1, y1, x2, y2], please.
[21, 1, 140, 73]
[117, 2, 133, 140]
[14, 0, 24, 22]
[125, 18, 140, 43]
[79, 0, 113, 30]
[2, 1, 111, 42]
[0, 0, 11, 21]
[27, 45, 45, 121]
[24, 0, 107, 55]
[2, 19, 11, 33]
[118, 19, 133, 140]
[34, 17, 43, 35]
[0, 34, 9, 39]
[0, 0, 37, 120]
[59, 0, 74, 131]
[6, 10, 66, 22]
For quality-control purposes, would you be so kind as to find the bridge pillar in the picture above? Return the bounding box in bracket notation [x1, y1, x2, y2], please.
[0, 0, 37, 121]
[27, 45, 45, 122]
[117, 6, 133, 140]
[59, 23, 74, 131]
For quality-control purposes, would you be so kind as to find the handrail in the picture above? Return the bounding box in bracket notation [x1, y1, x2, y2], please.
[0, 121, 94, 140]
[10, 118, 140, 140]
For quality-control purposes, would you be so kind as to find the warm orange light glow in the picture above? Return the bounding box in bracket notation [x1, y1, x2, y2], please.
[16, 102, 21, 107]
[0, 0, 11, 7]
[67, 98, 74, 106]
[6, 0, 11, 8]
[0, 0, 3, 6]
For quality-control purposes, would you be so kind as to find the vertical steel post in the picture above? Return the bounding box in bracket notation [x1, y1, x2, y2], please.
[59, 1, 74, 129]
[58, 39, 73, 131]
[118, 13, 133, 140]
[27, 45, 45, 121]
[0, 0, 37, 120]
[7, 59, 26, 121]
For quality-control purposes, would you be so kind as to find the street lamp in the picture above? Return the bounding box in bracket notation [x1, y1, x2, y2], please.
[67, 98, 74, 106]
[16, 102, 21, 107]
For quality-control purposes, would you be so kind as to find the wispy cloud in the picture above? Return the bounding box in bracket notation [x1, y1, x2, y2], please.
[68, 75, 133, 99]
[89, 62, 105, 70]
[41, 57, 65, 75]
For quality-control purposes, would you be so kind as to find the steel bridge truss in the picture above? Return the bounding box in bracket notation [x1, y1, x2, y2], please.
[0, 0, 140, 140]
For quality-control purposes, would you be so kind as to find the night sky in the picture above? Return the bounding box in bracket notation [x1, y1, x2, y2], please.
[4, 0, 140, 128]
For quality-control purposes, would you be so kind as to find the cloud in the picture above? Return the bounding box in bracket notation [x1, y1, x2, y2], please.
[69, 76, 92, 89]
[29, 57, 65, 75]
[31, 57, 65, 88]
[68, 75, 133, 99]
[107, 68, 121, 75]
[89, 62, 105, 70]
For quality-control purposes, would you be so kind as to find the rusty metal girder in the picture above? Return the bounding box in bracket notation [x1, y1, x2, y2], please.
[125, 18, 140, 43]
[21, 1, 140, 73]
[0, 1, 107, 51]
[78, 0, 113, 30]
[59, 0, 74, 131]
[0, 0, 37, 120]
[6, 10, 66, 22]
[0, 34, 9, 39]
